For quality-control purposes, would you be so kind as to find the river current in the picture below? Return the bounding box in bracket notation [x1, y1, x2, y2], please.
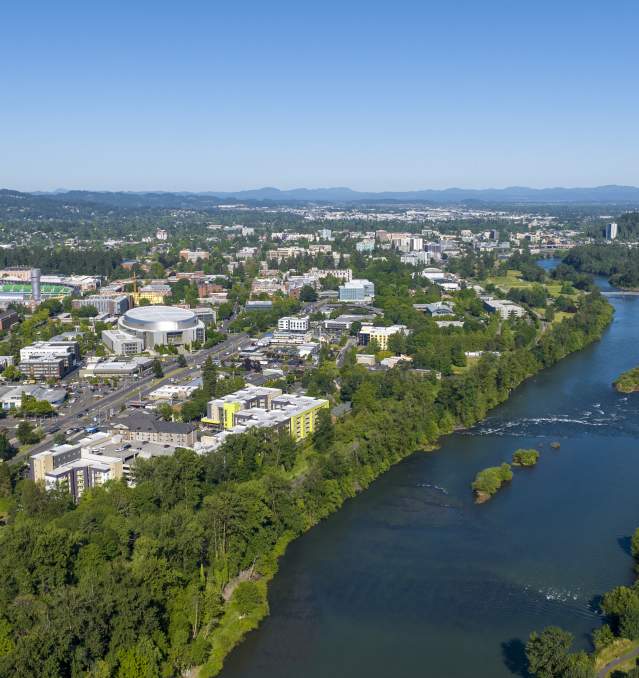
[220, 269, 639, 677]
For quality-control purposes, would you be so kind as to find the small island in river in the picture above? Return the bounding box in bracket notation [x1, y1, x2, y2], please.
[613, 366, 639, 393]
[512, 448, 540, 466]
[472, 463, 513, 503]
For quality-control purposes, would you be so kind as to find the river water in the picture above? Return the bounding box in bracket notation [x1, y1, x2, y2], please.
[220, 270, 639, 678]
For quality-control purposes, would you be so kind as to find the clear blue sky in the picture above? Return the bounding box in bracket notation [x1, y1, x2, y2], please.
[2, 0, 638, 192]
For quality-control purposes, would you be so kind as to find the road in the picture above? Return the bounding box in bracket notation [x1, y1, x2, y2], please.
[597, 645, 639, 678]
[9, 332, 249, 466]
[337, 337, 356, 368]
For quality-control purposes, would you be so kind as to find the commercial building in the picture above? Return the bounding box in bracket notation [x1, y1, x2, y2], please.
[116, 306, 205, 350]
[246, 300, 273, 311]
[73, 294, 130, 316]
[148, 383, 199, 401]
[0, 384, 66, 410]
[80, 356, 153, 378]
[338, 279, 375, 303]
[482, 298, 526, 319]
[19, 340, 80, 379]
[357, 324, 409, 351]
[109, 412, 197, 448]
[193, 306, 216, 325]
[102, 329, 145, 356]
[413, 302, 455, 317]
[202, 385, 329, 443]
[606, 222, 618, 240]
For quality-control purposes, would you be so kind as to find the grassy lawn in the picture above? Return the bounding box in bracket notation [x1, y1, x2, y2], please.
[0, 495, 12, 521]
[486, 269, 564, 297]
[552, 311, 574, 324]
[451, 356, 480, 374]
[595, 638, 639, 675]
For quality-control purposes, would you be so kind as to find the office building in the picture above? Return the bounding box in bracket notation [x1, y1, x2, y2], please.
[73, 294, 130, 316]
[482, 298, 526, 319]
[102, 329, 145, 356]
[19, 340, 80, 379]
[606, 222, 618, 240]
[338, 279, 375, 303]
[0, 384, 67, 410]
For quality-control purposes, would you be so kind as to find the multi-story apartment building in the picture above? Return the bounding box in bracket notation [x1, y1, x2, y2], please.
[357, 324, 409, 351]
[277, 316, 310, 332]
[0, 310, 19, 331]
[30, 432, 123, 502]
[109, 413, 197, 448]
[203, 386, 329, 443]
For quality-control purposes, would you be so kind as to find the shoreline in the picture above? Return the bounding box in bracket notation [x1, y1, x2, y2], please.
[199, 296, 615, 677]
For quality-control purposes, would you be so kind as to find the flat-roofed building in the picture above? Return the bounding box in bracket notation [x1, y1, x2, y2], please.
[19, 340, 80, 379]
[204, 386, 283, 429]
[201, 387, 329, 445]
[338, 279, 375, 303]
[482, 297, 526, 319]
[30, 432, 123, 502]
[102, 329, 145, 356]
[277, 316, 309, 332]
[357, 324, 409, 351]
[80, 356, 153, 377]
[73, 294, 130, 316]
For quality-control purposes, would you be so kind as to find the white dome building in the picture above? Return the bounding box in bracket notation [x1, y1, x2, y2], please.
[118, 306, 205, 349]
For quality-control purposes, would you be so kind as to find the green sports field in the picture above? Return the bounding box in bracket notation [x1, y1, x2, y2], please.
[0, 283, 73, 296]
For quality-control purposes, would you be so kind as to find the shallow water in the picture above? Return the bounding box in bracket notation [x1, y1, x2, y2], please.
[220, 273, 639, 678]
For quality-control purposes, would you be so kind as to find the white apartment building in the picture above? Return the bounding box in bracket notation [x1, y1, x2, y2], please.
[277, 316, 310, 332]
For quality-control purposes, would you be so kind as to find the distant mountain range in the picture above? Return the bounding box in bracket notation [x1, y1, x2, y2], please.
[199, 184, 639, 204]
[13, 184, 639, 207]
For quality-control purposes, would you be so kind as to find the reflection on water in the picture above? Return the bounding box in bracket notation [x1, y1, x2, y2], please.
[220, 283, 639, 678]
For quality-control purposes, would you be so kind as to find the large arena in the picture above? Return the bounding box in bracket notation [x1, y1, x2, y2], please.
[118, 305, 205, 349]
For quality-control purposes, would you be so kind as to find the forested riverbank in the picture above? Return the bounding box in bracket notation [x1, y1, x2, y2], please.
[0, 291, 613, 677]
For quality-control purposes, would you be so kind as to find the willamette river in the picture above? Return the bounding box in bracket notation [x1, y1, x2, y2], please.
[220, 268, 639, 678]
